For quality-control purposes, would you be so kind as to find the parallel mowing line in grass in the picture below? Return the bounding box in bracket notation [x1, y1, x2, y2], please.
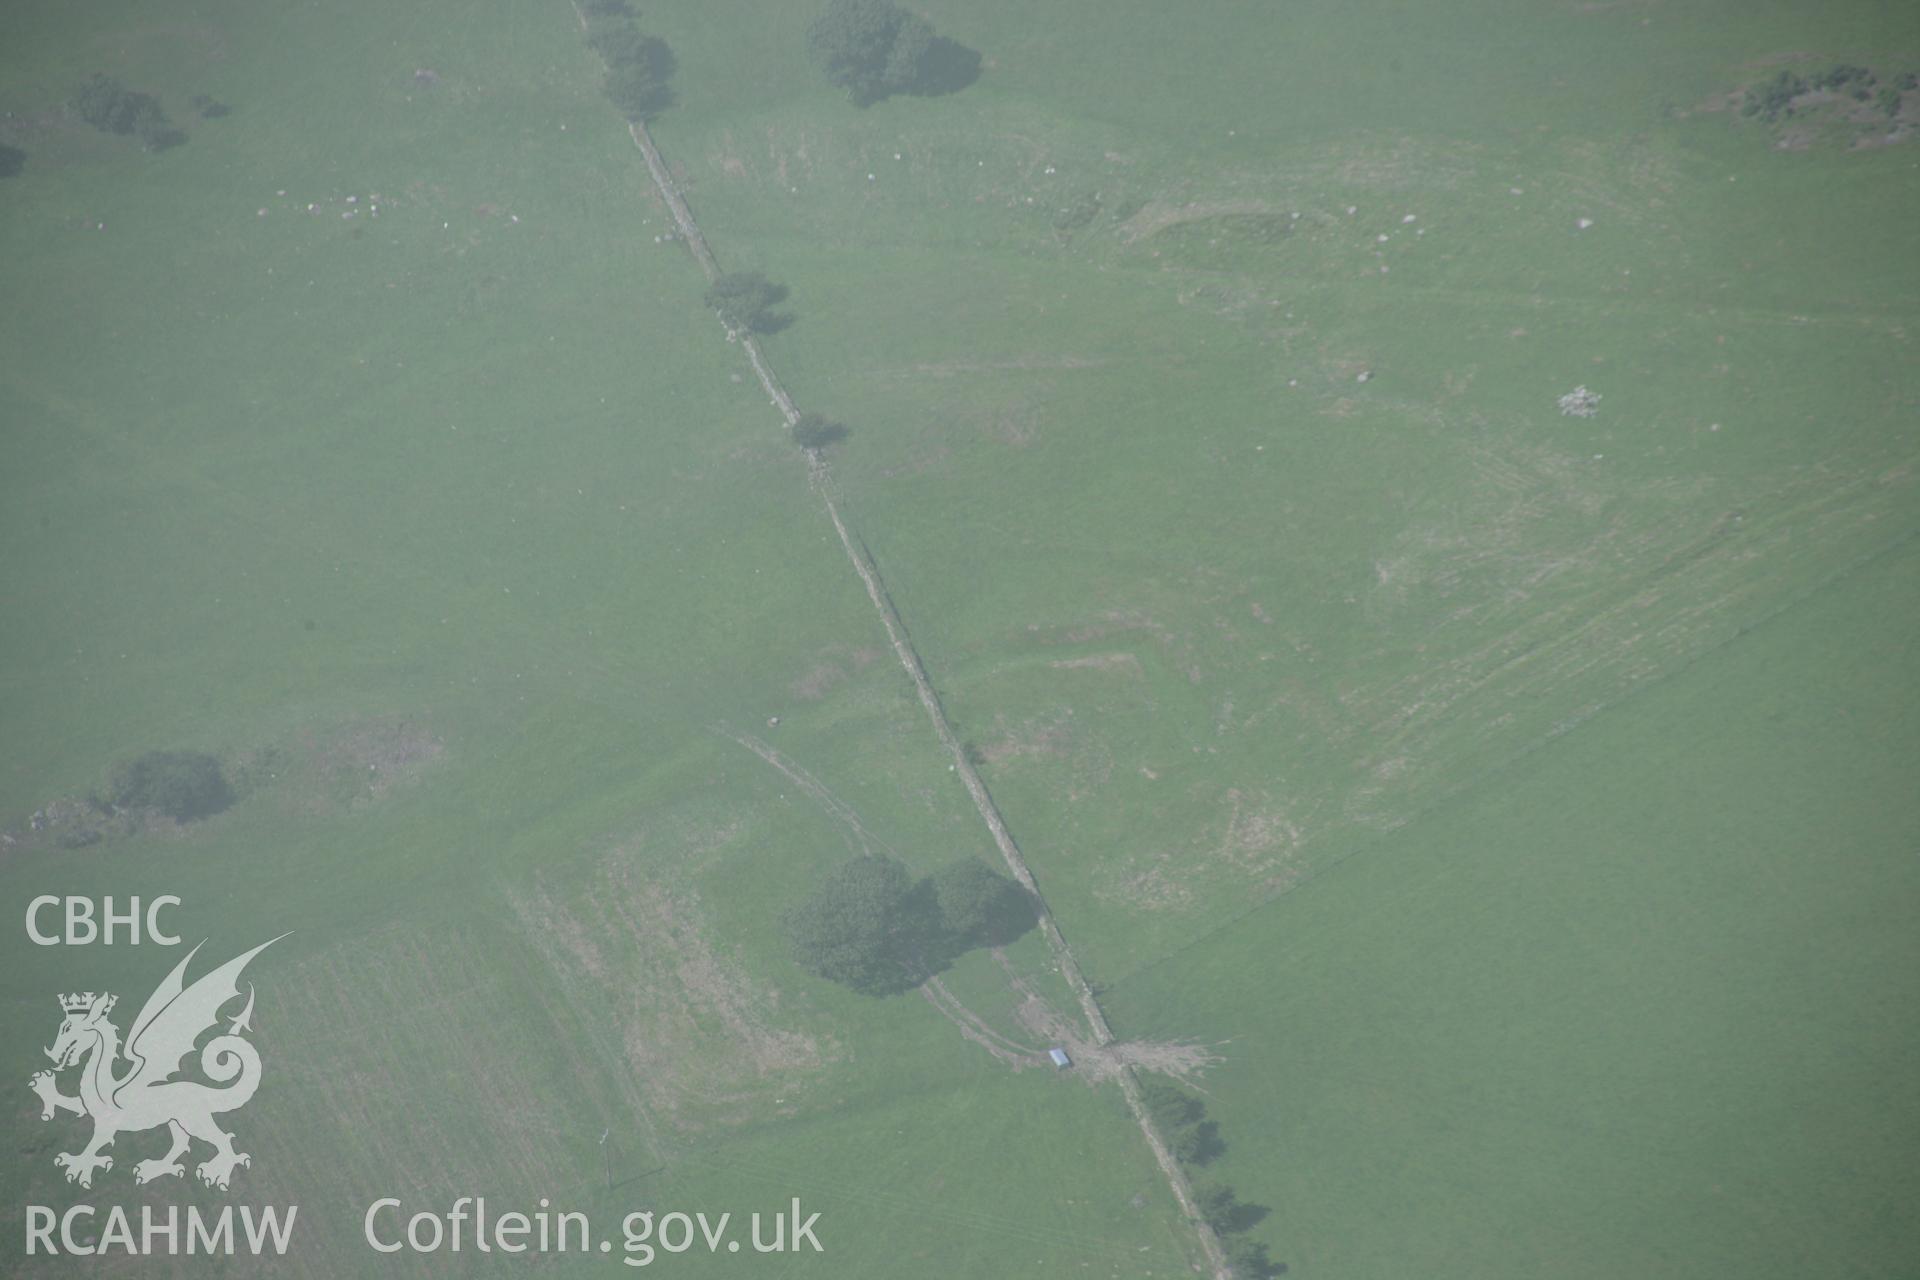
[564, 5, 1232, 1275]
[1107, 518, 1920, 999]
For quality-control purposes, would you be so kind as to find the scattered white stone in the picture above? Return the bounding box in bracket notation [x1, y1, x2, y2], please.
[893, 152, 901, 160]
[1558, 385, 1602, 417]
[1576, 217, 1594, 230]
[1379, 264, 1389, 273]
[1509, 186, 1524, 195]
[1709, 422, 1721, 432]
[1415, 228, 1425, 236]
[1290, 211, 1300, 219]
[1288, 379, 1299, 387]
[1346, 205, 1357, 216]
[1377, 233, 1390, 242]
[341, 210, 354, 219]
[257, 208, 268, 217]
[276, 189, 287, 196]
[1044, 165, 1055, 174]
[346, 195, 358, 204]
[1356, 370, 1373, 383]
[1401, 214, 1417, 223]
[867, 173, 875, 180]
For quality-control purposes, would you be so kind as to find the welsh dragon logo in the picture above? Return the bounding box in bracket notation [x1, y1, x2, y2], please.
[29, 937, 284, 1191]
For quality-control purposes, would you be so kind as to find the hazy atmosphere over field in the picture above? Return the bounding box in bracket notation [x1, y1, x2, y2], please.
[3, 1, 1917, 1276]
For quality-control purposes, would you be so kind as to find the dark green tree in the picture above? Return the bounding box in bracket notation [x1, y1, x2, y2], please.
[1193, 1183, 1239, 1234]
[1173, 1119, 1226, 1166]
[1141, 1080, 1225, 1165]
[581, 0, 674, 121]
[791, 412, 849, 451]
[1742, 69, 1808, 122]
[604, 51, 675, 121]
[108, 750, 233, 822]
[1141, 1079, 1205, 1129]
[589, 21, 652, 68]
[1192, 1182, 1269, 1236]
[1223, 1236, 1286, 1278]
[704, 271, 790, 333]
[806, 0, 935, 105]
[783, 854, 942, 995]
[73, 75, 185, 150]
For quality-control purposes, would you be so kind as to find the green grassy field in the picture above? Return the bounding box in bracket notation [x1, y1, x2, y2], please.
[4, 0, 1917, 1275]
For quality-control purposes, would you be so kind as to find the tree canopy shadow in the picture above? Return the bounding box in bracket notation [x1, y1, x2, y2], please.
[1219, 1200, 1270, 1234]
[906, 37, 982, 98]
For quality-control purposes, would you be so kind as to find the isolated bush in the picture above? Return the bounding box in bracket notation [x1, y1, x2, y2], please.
[791, 412, 849, 451]
[109, 750, 233, 821]
[704, 271, 790, 333]
[73, 74, 185, 150]
[74, 74, 134, 130]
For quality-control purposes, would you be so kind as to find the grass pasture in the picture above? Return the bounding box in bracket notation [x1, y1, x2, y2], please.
[4, 0, 1917, 1275]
